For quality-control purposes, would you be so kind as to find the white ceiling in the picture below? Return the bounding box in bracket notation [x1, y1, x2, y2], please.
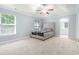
[0, 4, 78, 17]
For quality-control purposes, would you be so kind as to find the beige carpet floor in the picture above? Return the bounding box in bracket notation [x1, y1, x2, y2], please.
[0, 37, 79, 55]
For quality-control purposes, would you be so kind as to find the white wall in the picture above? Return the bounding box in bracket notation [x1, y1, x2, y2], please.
[41, 15, 77, 38]
[76, 13, 79, 39]
[70, 12, 79, 40]
[0, 7, 34, 42]
[69, 15, 76, 39]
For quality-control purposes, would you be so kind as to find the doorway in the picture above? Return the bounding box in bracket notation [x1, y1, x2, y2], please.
[59, 18, 69, 38]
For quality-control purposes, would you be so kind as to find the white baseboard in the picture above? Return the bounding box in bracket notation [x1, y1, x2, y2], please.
[0, 36, 29, 45]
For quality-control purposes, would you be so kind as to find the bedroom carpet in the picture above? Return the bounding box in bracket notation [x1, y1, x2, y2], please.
[0, 37, 79, 55]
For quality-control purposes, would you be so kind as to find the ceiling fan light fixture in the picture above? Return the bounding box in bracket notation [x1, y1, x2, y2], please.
[42, 4, 47, 6]
[35, 4, 54, 15]
[48, 9, 54, 11]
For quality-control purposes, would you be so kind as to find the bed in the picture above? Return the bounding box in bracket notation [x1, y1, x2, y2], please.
[30, 21, 55, 41]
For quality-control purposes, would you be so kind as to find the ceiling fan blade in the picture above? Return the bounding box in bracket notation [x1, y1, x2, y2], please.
[36, 9, 41, 11]
[46, 12, 49, 14]
[41, 4, 47, 6]
[48, 9, 54, 11]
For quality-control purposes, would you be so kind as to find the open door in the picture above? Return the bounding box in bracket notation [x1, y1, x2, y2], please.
[59, 18, 69, 38]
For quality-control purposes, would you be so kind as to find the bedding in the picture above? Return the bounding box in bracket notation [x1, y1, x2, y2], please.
[30, 21, 55, 40]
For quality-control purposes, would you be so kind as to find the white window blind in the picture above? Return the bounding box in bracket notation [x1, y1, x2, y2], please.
[0, 13, 16, 36]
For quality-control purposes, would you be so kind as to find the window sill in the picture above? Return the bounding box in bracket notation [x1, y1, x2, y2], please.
[0, 33, 16, 36]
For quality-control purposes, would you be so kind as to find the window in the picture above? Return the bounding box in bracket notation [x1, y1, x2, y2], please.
[0, 13, 16, 36]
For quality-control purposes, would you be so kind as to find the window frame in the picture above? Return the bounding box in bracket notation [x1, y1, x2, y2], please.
[0, 13, 16, 36]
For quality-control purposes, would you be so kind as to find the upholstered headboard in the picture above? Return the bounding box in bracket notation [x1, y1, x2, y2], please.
[43, 22, 55, 30]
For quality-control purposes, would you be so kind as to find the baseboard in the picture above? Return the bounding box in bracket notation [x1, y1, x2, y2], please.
[0, 36, 28, 45]
[69, 37, 79, 42]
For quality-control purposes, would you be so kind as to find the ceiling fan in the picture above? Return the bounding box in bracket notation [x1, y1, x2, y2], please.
[36, 4, 54, 15]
